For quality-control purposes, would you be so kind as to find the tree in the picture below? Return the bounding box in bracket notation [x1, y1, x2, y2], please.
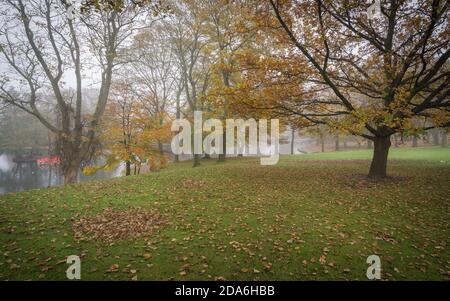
[290, 126, 296, 155]
[85, 78, 171, 176]
[442, 129, 448, 148]
[126, 23, 180, 156]
[431, 128, 440, 145]
[0, 0, 154, 183]
[201, 0, 256, 162]
[242, 0, 449, 178]
[166, 0, 212, 167]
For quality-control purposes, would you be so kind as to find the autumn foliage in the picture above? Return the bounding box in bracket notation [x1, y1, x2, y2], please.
[83, 80, 171, 176]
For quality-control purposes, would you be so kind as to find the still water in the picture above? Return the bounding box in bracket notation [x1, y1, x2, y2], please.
[0, 136, 313, 194]
[0, 153, 121, 195]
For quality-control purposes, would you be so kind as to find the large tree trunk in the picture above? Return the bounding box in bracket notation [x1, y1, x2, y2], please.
[368, 136, 391, 178]
[64, 164, 78, 184]
[62, 147, 81, 184]
[412, 136, 418, 147]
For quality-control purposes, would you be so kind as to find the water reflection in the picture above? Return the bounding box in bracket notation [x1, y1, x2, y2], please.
[0, 134, 314, 194]
[0, 153, 121, 195]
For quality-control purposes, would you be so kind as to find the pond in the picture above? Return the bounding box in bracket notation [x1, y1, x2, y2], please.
[0, 153, 121, 195]
[0, 135, 314, 194]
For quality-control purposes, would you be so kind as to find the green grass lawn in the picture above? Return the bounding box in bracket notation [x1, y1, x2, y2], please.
[292, 146, 450, 161]
[1, 147, 449, 280]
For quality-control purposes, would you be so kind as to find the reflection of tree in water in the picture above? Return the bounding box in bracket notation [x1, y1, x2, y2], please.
[0, 152, 119, 194]
[0, 153, 60, 194]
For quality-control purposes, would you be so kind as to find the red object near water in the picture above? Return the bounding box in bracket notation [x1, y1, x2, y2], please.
[37, 156, 60, 166]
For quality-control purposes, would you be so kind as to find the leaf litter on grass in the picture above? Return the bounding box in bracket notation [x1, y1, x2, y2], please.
[72, 208, 169, 244]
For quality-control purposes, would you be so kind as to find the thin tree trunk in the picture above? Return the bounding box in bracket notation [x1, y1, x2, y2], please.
[321, 136, 325, 152]
[412, 136, 418, 147]
[190, 125, 200, 167]
[368, 136, 391, 178]
[157, 115, 164, 155]
[290, 128, 295, 155]
[442, 130, 448, 148]
[48, 165, 52, 187]
[174, 85, 182, 163]
[125, 161, 131, 176]
[47, 134, 52, 187]
[193, 154, 201, 167]
[217, 66, 230, 163]
[431, 129, 440, 145]
[158, 142, 164, 155]
[335, 134, 340, 151]
[217, 129, 226, 162]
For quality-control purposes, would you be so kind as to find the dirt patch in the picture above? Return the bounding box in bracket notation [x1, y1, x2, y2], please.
[72, 208, 168, 243]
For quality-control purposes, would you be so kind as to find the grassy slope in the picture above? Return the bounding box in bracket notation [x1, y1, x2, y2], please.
[0, 147, 449, 280]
